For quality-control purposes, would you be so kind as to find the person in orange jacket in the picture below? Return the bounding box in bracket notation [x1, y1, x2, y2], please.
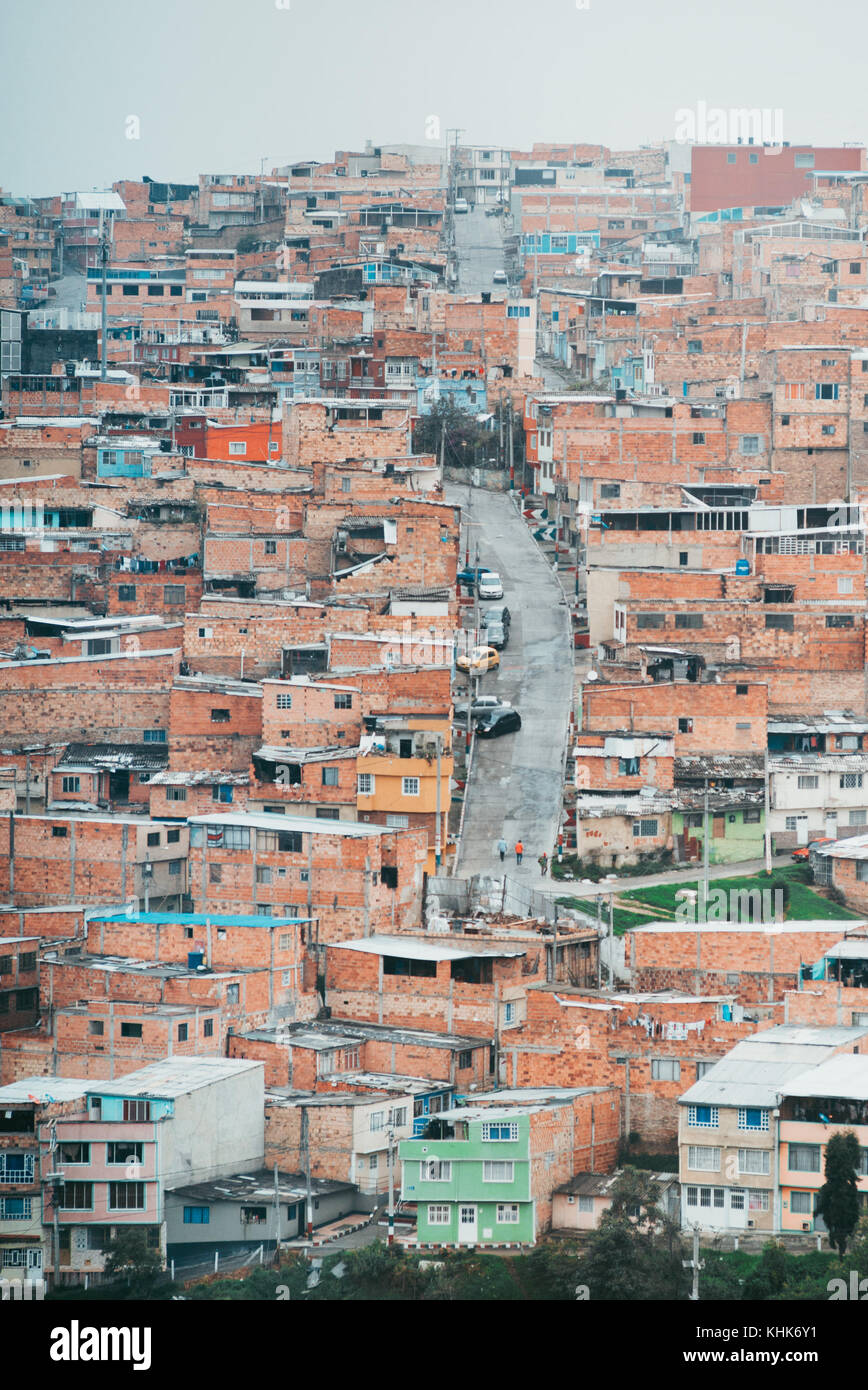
[514, 840, 524, 864]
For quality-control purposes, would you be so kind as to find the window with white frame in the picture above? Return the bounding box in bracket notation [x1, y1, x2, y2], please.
[688, 1105, 719, 1128]
[0, 1154, 34, 1183]
[386, 813, 409, 828]
[276, 692, 292, 709]
[738, 1108, 768, 1131]
[748, 1189, 770, 1211]
[504, 1001, 516, 1024]
[402, 777, 420, 796]
[797, 775, 819, 790]
[685, 1185, 698, 1206]
[427, 1204, 451, 1225]
[369, 1111, 384, 1132]
[483, 1161, 514, 1183]
[228, 442, 247, 455]
[738, 1148, 770, 1175]
[577, 1195, 594, 1212]
[482, 1122, 519, 1141]
[357, 773, 375, 796]
[0, 1196, 32, 1219]
[730, 1190, 745, 1210]
[496, 1204, 520, 1223]
[422, 1160, 451, 1181]
[688, 1146, 721, 1171]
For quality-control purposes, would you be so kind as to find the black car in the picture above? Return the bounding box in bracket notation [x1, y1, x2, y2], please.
[481, 604, 511, 631]
[476, 708, 522, 738]
[485, 620, 507, 650]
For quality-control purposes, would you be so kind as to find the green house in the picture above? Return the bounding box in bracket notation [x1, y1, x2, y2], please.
[673, 799, 766, 866]
[400, 1106, 535, 1245]
[399, 1088, 615, 1247]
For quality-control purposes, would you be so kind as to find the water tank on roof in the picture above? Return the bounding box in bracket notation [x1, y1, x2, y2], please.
[735, 559, 750, 576]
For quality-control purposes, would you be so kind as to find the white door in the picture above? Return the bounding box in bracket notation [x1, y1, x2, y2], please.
[796, 817, 809, 846]
[458, 1204, 478, 1244]
[26, 1248, 42, 1273]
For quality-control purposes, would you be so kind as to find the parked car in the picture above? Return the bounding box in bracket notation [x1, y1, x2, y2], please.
[477, 572, 504, 600]
[453, 198, 470, 214]
[481, 604, 511, 631]
[476, 708, 522, 738]
[485, 620, 507, 650]
[453, 697, 511, 723]
[492, 269, 508, 284]
[456, 565, 496, 591]
[792, 838, 834, 862]
[455, 645, 500, 674]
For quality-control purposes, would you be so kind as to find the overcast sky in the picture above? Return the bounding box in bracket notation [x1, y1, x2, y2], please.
[2, 0, 866, 197]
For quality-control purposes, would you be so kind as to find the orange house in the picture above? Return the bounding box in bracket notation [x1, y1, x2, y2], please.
[204, 421, 282, 463]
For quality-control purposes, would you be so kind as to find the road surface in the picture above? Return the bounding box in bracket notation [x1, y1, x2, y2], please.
[453, 204, 506, 295]
[450, 482, 572, 879]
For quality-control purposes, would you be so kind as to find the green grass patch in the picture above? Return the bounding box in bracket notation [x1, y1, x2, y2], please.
[621, 864, 859, 922]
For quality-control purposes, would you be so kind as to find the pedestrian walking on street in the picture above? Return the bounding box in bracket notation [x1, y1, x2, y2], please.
[514, 840, 523, 864]
[497, 837, 507, 862]
[538, 852, 548, 877]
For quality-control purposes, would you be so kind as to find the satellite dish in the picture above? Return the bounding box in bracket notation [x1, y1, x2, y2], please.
[585, 671, 598, 681]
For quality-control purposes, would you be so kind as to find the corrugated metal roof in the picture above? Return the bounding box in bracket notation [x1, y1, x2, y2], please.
[675, 755, 764, 779]
[780, 1055, 868, 1101]
[57, 743, 168, 772]
[91, 1058, 262, 1098]
[823, 940, 868, 959]
[678, 1027, 868, 1106]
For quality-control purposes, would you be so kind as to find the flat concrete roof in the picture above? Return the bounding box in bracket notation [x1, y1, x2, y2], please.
[328, 934, 525, 961]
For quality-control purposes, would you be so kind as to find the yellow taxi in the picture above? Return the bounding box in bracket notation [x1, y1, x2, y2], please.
[455, 645, 500, 674]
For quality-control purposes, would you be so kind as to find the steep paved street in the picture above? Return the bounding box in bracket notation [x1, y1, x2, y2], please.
[450, 483, 573, 879]
[452, 203, 506, 294]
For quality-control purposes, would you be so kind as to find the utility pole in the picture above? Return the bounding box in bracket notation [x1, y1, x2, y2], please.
[576, 450, 584, 600]
[683, 1225, 704, 1300]
[272, 1161, 281, 1261]
[596, 895, 603, 988]
[702, 779, 710, 921]
[259, 157, 268, 223]
[508, 405, 515, 490]
[98, 205, 110, 382]
[435, 733, 442, 871]
[386, 1127, 396, 1246]
[302, 1105, 313, 1241]
[608, 894, 614, 988]
[763, 746, 772, 874]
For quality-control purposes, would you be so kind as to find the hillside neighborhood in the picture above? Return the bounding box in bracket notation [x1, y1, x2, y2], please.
[5, 86, 868, 1311]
